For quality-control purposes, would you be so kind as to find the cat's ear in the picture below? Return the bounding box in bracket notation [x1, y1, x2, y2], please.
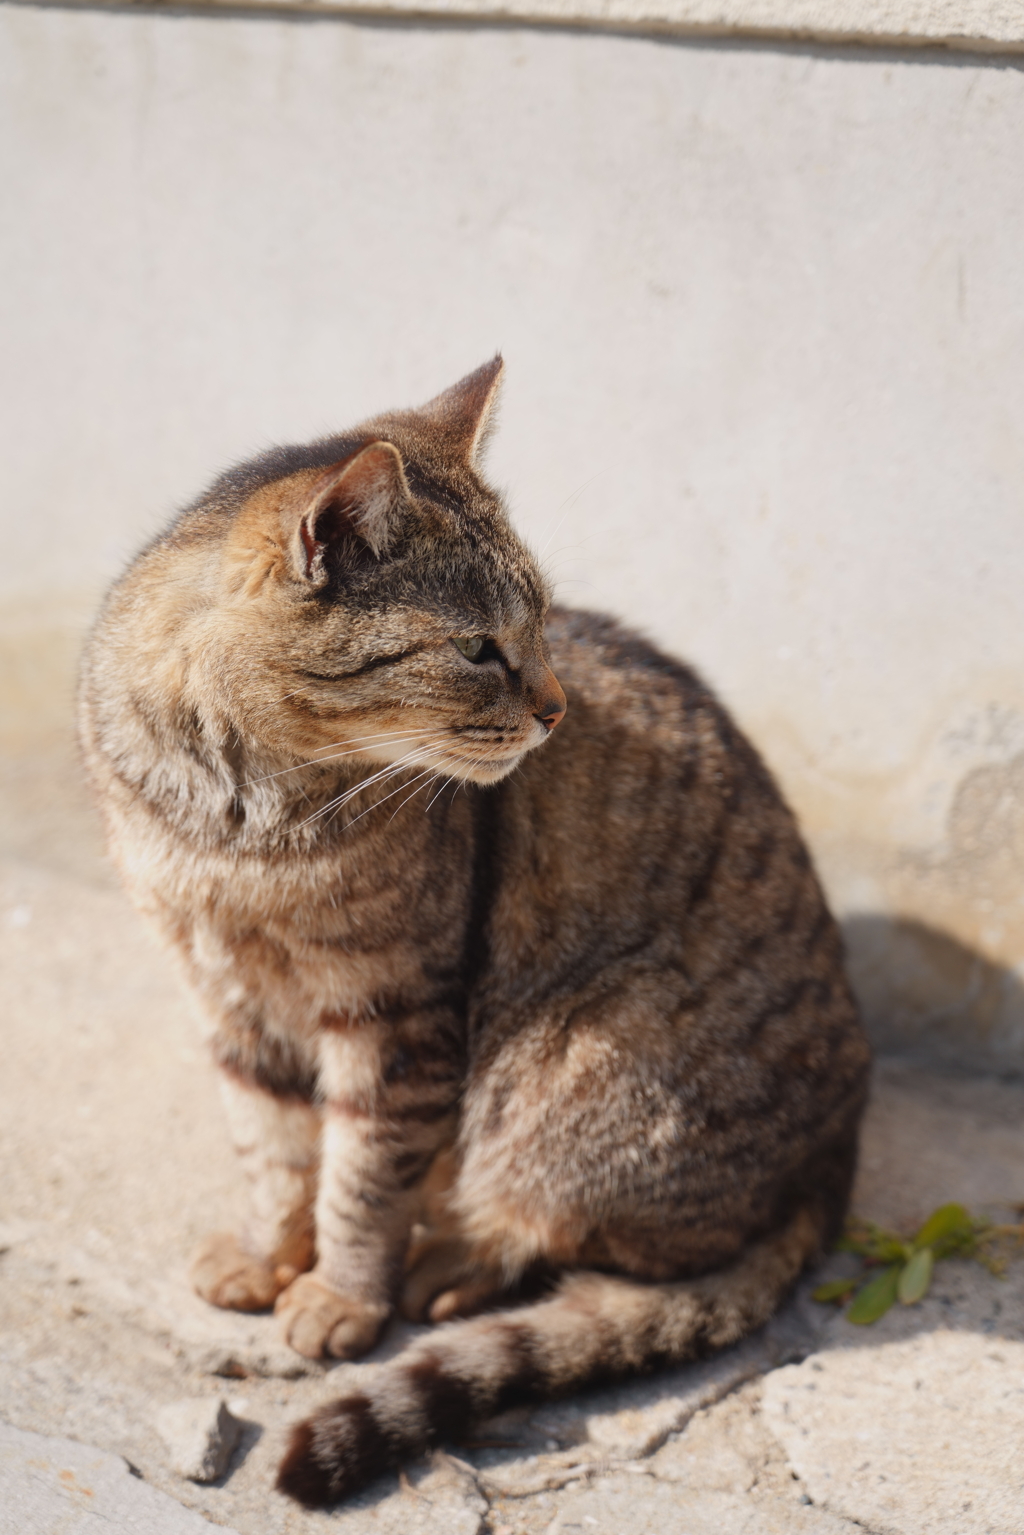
[417, 355, 504, 465]
[294, 441, 409, 584]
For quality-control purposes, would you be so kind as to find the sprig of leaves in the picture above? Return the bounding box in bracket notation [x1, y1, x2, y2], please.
[812, 1203, 1024, 1325]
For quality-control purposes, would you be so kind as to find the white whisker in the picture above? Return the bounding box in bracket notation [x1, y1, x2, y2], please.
[424, 775, 455, 814]
[386, 768, 441, 824]
[327, 741, 450, 821]
[536, 471, 606, 558]
[242, 729, 439, 787]
[307, 727, 438, 756]
[291, 746, 435, 831]
[344, 760, 443, 832]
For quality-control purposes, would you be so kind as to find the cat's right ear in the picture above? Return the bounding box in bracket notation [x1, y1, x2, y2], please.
[292, 442, 409, 586]
[417, 356, 504, 466]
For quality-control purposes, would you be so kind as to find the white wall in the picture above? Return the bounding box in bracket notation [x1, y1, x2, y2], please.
[3, 3, 1024, 1061]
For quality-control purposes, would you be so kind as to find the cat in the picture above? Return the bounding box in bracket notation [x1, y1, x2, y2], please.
[78, 357, 870, 1508]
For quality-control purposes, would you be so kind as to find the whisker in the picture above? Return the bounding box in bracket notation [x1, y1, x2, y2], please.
[385, 769, 441, 824]
[301, 772, 399, 832]
[306, 727, 438, 756]
[536, 470, 606, 558]
[242, 729, 439, 787]
[326, 740, 450, 820]
[247, 728, 437, 780]
[291, 746, 435, 831]
[321, 777, 400, 828]
[344, 761, 443, 832]
[324, 749, 437, 812]
[321, 761, 424, 827]
[424, 775, 455, 814]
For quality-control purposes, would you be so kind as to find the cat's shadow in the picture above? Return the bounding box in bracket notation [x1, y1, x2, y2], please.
[843, 912, 1024, 1075]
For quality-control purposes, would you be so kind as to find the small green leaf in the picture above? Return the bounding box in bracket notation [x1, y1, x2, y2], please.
[913, 1203, 972, 1252]
[898, 1246, 934, 1304]
[863, 1239, 910, 1266]
[846, 1264, 901, 1324]
[812, 1277, 860, 1303]
[838, 1228, 906, 1264]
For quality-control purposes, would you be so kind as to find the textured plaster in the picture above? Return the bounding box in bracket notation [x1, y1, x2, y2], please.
[20, 0, 1024, 52]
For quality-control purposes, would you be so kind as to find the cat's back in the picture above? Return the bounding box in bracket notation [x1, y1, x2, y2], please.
[541, 604, 782, 812]
[507, 603, 797, 891]
[544, 604, 710, 720]
[485, 606, 853, 1037]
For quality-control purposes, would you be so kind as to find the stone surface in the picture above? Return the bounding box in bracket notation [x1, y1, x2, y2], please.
[0, 1421, 241, 1535]
[650, 1381, 778, 1492]
[391, 1457, 488, 1534]
[487, 1475, 860, 1534]
[853, 1056, 1024, 1233]
[156, 1399, 243, 1483]
[763, 1332, 1024, 1535]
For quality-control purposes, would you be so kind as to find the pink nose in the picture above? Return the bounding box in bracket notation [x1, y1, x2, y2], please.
[535, 693, 566, 732]
[531, 665, 566, 732]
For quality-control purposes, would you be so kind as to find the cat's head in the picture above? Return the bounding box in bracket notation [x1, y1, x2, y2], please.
[211, 358, 566, 786]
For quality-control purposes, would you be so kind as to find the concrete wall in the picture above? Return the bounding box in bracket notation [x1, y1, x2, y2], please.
[3, 1, 1024, 1064]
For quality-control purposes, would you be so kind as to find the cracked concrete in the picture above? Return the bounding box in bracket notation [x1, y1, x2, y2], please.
[764, 1333, 1024, 1535]
[0, 1421, 243, 1535]
[2, 663, 1024, 1535]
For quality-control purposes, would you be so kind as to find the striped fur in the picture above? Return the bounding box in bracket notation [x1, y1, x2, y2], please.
[278, 1206, 823, 1507]
[78, 359, 870, 1507]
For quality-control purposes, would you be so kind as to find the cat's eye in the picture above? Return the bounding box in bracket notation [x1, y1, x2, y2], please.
[453, 636, 486, 662]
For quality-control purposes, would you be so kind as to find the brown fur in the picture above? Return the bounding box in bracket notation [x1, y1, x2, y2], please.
[78, 358, 870, 1507]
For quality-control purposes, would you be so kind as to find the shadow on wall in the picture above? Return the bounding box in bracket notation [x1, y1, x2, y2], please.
[844, 914, 1024, 1076]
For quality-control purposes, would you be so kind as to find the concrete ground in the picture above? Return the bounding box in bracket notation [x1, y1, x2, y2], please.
[2, 647, 1023, 1535]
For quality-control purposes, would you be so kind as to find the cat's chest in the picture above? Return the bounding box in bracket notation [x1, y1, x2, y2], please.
[134, 818, 473, 1037]
[186, 905, 412, 1038]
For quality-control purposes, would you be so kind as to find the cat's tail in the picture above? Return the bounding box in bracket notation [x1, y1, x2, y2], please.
[276, 1204, 822, 1508]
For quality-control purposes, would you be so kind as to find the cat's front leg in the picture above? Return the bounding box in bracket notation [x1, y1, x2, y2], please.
[192, 1065, 320, 1313]
[275, 1018, 460, 1360]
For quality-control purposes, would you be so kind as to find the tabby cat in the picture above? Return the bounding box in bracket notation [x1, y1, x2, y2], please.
[78, 358, 870, 1507]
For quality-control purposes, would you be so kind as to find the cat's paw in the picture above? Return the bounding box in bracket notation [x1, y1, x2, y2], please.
[401, 1234, 509, 1322]
[190, 1232, 299, 1312]
[275, 1274, 389, 1360]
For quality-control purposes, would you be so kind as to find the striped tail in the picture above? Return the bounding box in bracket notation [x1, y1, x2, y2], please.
[277, 1205, 821, 1508]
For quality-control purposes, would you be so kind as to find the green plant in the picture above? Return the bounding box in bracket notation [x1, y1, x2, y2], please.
[812, 1203, 1024, 1325]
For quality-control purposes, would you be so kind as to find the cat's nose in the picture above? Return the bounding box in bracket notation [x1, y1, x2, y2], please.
[536, 703, 566, 732]
[534, 675, 567, 732]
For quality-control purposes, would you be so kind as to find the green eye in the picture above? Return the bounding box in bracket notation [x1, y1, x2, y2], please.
[454, 636, 485, 661]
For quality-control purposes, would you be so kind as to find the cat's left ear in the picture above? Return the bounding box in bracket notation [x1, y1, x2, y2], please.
[417, 355, 504, 466]
[295, 441, 409, 584]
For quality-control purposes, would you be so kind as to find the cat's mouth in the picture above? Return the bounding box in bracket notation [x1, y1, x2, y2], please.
[432, 748, 529, 785]
[433, 718, 554, 784]
[351, 720, 550, 787]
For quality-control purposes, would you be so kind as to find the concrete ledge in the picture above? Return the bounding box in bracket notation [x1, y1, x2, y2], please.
[10, 0, 1024, 53]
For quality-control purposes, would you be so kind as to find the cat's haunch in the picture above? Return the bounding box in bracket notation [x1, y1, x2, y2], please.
[78, 359, 870, 1507]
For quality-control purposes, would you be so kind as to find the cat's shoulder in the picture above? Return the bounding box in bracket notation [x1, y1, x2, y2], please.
[542, 605, 779, 795]
[545, 605, 713, 711]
